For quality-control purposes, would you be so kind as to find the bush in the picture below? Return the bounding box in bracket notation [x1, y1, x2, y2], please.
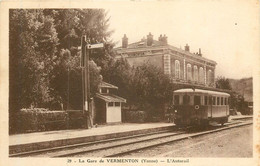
[15, 108, 69, 133]
[11, 108, 89, 134]
[66, 110, 86, 128]
[123, 110, 148, 123]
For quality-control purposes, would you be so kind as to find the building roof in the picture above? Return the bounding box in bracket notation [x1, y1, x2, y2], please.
[115, 39, 217, 65]
[96, 93, 126, 103]
[174, 88, 230, 96]
[99, 81, 118, 89]
[117, 39, 166, 49]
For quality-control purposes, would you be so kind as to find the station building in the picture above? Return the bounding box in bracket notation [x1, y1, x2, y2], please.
[114, 33, 217, 88]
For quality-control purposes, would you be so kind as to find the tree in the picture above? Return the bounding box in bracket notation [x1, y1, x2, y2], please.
[10, 9, 113, 109]
[215, 76, 232, 90]
[215, 76, 250, 114]
[9, 9, 59, 110]
[45, 9, 113, 109]
[9, 9, 113, 131]
[131, 63, 172, 117]
[9, 9, 60, 132]
[101, 57, 133, 102]
[102, 59, 172, 118]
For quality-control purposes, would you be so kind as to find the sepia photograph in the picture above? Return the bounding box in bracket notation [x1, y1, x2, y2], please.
[0, 0, 259, 166]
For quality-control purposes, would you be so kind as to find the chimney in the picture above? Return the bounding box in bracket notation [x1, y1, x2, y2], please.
[158, 34, 163, 41]
[198, 48, 202, 56]
[122, 34, 128, 48]
[159, 34, 168, 45]
[184, 44, 190, 52]
[147, 32, 153, 46]
[162, 34, 168, 45]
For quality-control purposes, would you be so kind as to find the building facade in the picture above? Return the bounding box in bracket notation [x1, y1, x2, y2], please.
[114, 33, 217, 88]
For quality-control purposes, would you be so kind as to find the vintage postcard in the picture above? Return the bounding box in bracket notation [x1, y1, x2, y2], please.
[0, 0, 259, 166]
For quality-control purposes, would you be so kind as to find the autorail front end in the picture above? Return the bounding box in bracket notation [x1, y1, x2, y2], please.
[173, 105, 209, 126]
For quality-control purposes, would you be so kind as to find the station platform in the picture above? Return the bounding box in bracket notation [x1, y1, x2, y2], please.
[9, 115, 252, 155]
[9, 122, 174, 154]
[229, 115, 253, 121]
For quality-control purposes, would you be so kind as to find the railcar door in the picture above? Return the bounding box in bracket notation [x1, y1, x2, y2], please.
[209, 96, 213, 118]
[183, 94, 191, 124]
[194, 95, 201, 120]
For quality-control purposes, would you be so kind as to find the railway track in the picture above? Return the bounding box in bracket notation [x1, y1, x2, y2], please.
[106, 121, 252, 158]
[9, 128, 179, 157]
[10, 119, 252, 158]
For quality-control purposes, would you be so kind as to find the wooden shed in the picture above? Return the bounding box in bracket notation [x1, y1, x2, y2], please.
[95, 82, 126, 124]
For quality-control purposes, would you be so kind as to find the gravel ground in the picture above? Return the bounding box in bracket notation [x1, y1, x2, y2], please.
[122, 125, 252, 158]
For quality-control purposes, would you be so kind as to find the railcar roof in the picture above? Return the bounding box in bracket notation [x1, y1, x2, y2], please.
[174, 88, 230, 96]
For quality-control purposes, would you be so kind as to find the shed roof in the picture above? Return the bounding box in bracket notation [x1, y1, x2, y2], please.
[174, 88, 230, 96]
[96, 93, 126, 103]
[99, 81, 118, 89]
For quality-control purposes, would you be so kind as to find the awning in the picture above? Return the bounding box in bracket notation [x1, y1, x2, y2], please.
[96, 93, 126, 103]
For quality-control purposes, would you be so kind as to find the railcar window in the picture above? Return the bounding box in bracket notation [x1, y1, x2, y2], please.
[217, 97, 220, 105]
[225, 98, 227, 105]
[221, 97, 223, 105]
[194, 95, 201, 105]
[213, 97, 216, 105]
[183, 95, 190, 105]
[205, 96, 208, 105]
[209, 96, 212, 105]
[174, 95, 180, 105]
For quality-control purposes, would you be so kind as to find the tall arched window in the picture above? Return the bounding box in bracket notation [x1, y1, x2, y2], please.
[199, 67, 204, 84]
[187, 64, 192, 81]
[163, 54, 171, 75]
[175, 60, 180, 79]
[193, 65, 198, 82]
[208, 70, 212, 84]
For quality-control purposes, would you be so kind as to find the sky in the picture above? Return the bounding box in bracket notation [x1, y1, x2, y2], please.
[105, 1, 259, 79]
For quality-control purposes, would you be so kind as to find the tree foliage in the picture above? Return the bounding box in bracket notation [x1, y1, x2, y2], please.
[215, 76, 250, 114]
[102, 58, 134, 104]
[9, 9, 59, 111]
[131, 63, 172, 116]
[215, 76, 232, 90]
[102, 59, 172, 117]
[9, 9, 112, 115]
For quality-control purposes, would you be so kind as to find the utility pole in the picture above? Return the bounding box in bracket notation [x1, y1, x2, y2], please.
[80, 35, 103, 129]
[81, 35, 90, 128]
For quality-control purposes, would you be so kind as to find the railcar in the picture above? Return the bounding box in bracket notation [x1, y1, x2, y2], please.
[171, 88, 230, 126]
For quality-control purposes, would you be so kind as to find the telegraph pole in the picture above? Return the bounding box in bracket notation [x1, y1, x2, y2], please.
[81, 35, 90, 128]
[80, 35, 103, 129]
[81, 36, 85, 113]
